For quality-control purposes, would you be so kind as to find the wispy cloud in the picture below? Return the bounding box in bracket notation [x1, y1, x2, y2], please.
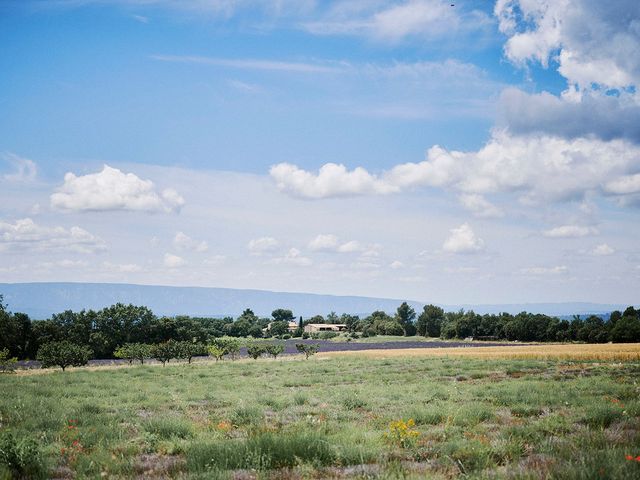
[152, 55, 341, 73]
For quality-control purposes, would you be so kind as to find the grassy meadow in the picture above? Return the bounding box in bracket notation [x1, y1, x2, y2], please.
[2, 348, 640, 479]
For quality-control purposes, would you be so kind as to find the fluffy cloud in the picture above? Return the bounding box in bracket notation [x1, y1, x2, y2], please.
[495, 0, 640, 90]
[498, 88, 640, 144]
[308, 234, 372, 255]
[270, 162, 396, 198]
[272, 131, 640, 205]
[458, 193, 503, 218]
[591, 244, 615, 256]
[442, 223, 484, 254]
[390, 260, 404, 269]
[163, 253, 185, 268]
[174, 231, 208, 252]
[308, 234, 339, 251]
[247, 236, 279, 254]
[270, 247, 312, 266]
[0, 218, 106, 253]
[50, 165, 185, 213]
[543, 225, 598, 238]
[2, 153, 37, 183]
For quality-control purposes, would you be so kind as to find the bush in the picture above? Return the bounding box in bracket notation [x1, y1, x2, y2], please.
[246, 344, 266, 360]
[208, 338, 240, 360]
[151, 340, 178, 366]
[0, 348, 17, 373]
[114, 343, 152, 365]
[264, 343, 284, 359]
[175, 341, 206, 363]
[37, 341, 92, 371]
[0, 432, 47, 479]
[207, 344, 225, 361]
[295, 343, 319, 359]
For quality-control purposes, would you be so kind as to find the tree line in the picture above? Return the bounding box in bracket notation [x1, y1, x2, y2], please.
[1, 294, 639, 362]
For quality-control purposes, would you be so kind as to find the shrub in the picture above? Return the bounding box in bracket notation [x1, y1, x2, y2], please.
[246, 344, 266, 360]
[0, 431, 47, 479]
[37, 341, 92, 371]
[0, 348, 17, 373]
[208, 338, 240, 360]
[383, 419, 420, 448]
[295, 343, 319, 359]
[151, 340, 179, 366]
[114, 343, 152, 365]
[264, 343, 284, 359]
[207, 344, 225, 361]
[175, 341, 206, 363]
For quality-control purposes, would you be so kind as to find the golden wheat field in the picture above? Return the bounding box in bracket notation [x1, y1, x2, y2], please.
[318, 342, 640, 361]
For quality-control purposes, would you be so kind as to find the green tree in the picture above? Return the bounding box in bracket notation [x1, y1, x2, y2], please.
[416, 305, 444, 337]
[610, 307, 640, 343]
[151, 340, 178, 366]
[395, 302, 416, 336]
[269, 320, 289, 336]
[37, 341, 92, 371]
[207, 344, 225, 361]
[209, 337, 240, 360]
[271, 309, 295, 323]
[265, 343, 284, 359]
[295, 343, 319, 359]
[0, 347, 17, 373]
[246, 344, 266, 360]
[175, 341, 205, 363]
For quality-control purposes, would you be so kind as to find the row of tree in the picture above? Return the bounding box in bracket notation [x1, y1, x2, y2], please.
[30, 338, 319, 371]
[1, 295, 639, 361]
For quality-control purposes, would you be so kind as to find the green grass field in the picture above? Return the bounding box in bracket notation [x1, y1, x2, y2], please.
[2, 356, 640, 479]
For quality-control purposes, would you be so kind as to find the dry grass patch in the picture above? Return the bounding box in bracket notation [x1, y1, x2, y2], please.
[318, 343, 640, 361]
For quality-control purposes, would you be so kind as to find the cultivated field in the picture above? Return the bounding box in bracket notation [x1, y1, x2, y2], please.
[2, 346, 640, 479]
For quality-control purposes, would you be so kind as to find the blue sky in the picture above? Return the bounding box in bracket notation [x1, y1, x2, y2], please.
[1, 1, 639, 305]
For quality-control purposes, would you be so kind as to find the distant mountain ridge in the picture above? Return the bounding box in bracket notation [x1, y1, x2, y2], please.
[0, 282, 626, 320]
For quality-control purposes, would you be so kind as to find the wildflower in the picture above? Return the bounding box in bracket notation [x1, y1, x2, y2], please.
[626, 454, 634, 461]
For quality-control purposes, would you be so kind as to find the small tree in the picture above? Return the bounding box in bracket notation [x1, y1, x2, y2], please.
[208, 337, 241, 360]
[295, 343, 319, 359]
[265, 343, 284, 359]
[175, 341, 205, 364]
[207, 344, 225, 361]
[0, 347, 17, 373]
[246, 344, 266, 360]
[151, 340, 178, 366]
[37, 341, 92, 371]
[114, 344, 135, 364]
[269, 320, 289, 337]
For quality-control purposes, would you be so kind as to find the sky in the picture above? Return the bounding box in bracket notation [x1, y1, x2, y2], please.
[1, 0, 639, 305]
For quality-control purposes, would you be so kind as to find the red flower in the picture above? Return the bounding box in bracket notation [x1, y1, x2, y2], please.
[626, 455, 634, 461]
[636, 456, 640, 462]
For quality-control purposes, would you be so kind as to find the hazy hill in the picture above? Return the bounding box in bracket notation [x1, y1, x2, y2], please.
[0, 282, 625, 319]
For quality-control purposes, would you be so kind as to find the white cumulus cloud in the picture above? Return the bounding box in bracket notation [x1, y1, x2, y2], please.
[458, 193, 503, 218]
[442, 223, 484, 254]
[50, 165, 185, 213]
[543, 225, 598, 238]
[0, 218, 105, 253]
[248, 236, 279, 254]
[163, 253, 185, 268]
[270, 247, 312, 266]
[591, 244, 615, 256]
[174, 231, 208, 252]
[270, 162, 397, 199]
